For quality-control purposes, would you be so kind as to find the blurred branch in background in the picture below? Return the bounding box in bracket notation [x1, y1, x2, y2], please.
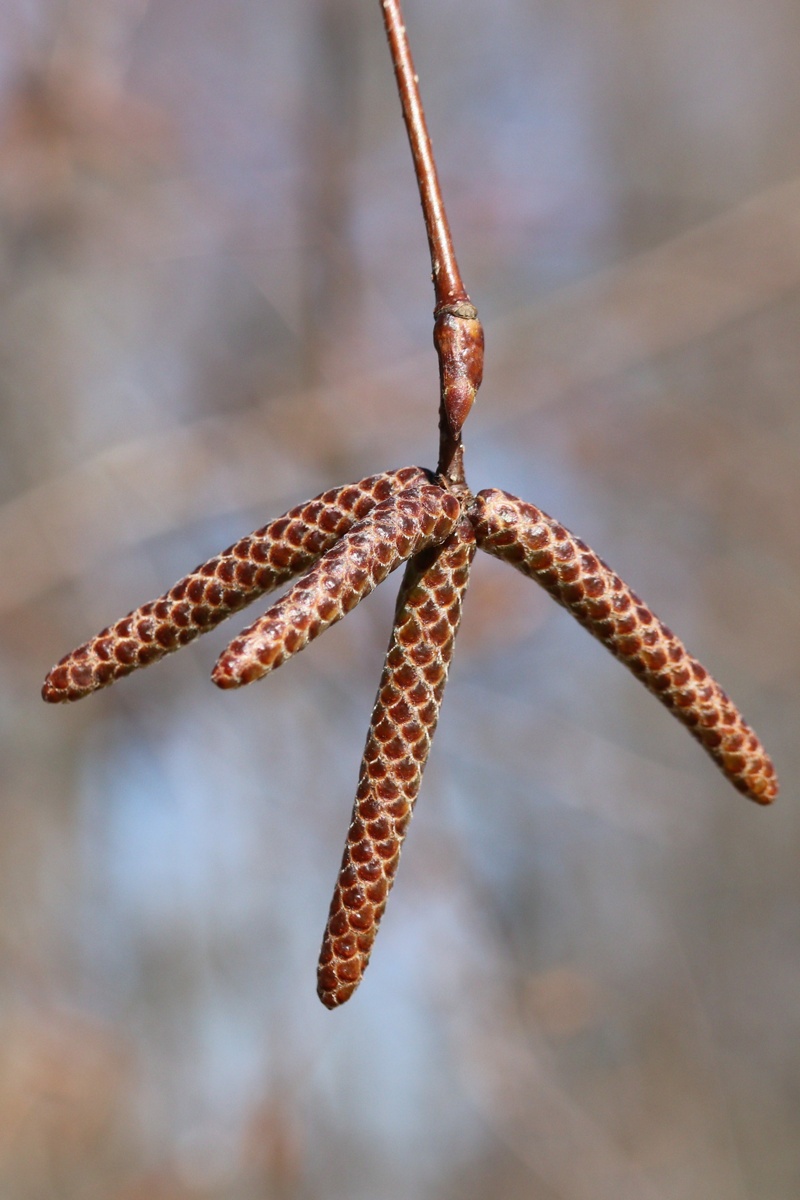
[4, 172, 800, 617]
[1, 1, 798, 1198]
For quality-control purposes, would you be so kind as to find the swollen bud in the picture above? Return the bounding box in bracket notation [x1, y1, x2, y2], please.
[433, 301, 484, 437]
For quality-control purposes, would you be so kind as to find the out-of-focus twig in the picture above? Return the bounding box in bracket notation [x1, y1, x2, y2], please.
[10, 175, 800, 615]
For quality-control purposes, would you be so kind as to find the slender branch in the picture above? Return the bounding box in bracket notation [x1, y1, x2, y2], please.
[380, 0, 484, 486]
[380, 0, 467, 312]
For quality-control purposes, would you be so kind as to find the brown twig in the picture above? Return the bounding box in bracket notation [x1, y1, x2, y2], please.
[380, 0, 467, 314]
[380, 0, 484, 489]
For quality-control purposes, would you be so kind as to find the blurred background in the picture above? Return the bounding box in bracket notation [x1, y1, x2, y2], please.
[1, 0, 798, 1196]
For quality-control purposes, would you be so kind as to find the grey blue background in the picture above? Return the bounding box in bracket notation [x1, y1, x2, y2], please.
[1, 1, 798, 1196]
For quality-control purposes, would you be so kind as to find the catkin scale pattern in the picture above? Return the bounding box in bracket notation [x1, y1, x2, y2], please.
[471, 489, 778, 804]
[40, 0, 777, 1012]
[212, 484, 460, 689]
[317, 516, 476, 1009]
[43, 471, 777, 1007]
[42, 467, 430, 703]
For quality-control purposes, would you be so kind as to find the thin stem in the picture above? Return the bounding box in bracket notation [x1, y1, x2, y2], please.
[380, 0, 468, 313]
[380, 0, 484, 486]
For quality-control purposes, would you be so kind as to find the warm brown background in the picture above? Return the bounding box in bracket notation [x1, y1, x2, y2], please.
[1, 1, 798, 1197]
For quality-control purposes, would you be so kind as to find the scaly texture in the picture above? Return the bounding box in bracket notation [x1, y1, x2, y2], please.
[213, 484, 461, 689]
[317, 514, 476, 1009]
[42, 466, 430, 703]
[471, 488, 778, 804]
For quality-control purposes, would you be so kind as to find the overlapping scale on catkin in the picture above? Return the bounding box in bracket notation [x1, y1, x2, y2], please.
[42, 466, 430, 703]
[471, 488, 777, 804]
[317, 515, 476, 1009]
[212, 483, 461, 689]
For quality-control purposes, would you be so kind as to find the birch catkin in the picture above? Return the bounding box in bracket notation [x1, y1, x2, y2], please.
[471, 488, 777, 804]
[318, 515, 476, 1008]
[42, 467, 431, 703]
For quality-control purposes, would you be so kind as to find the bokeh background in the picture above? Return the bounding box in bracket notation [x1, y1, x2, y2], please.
[1, 1, 798, 1196]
